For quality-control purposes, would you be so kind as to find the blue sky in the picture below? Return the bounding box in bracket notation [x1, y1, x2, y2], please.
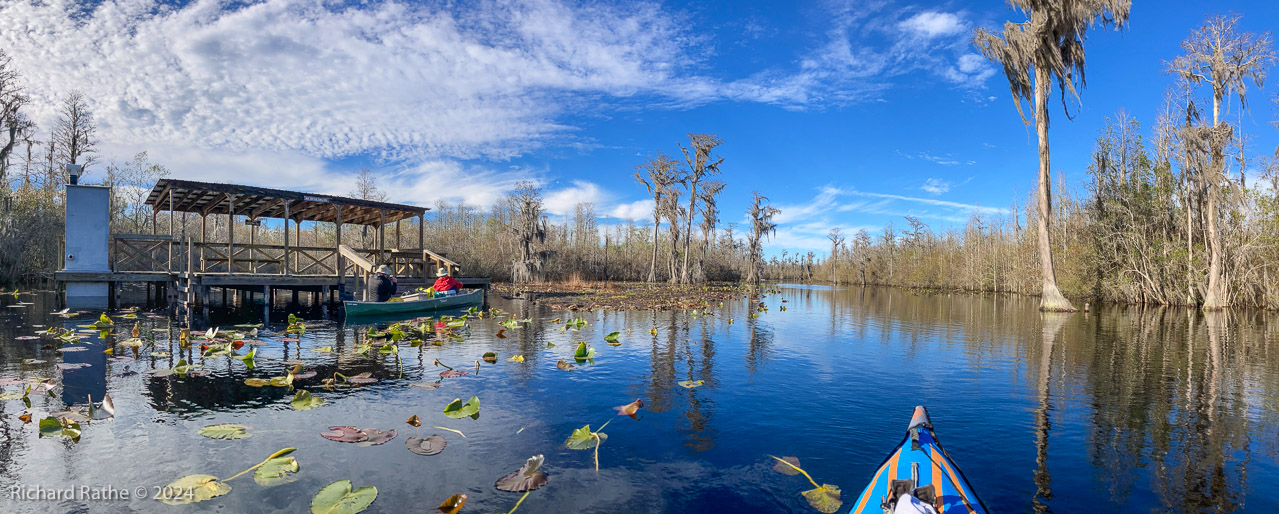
[2, 0, 1276, 255]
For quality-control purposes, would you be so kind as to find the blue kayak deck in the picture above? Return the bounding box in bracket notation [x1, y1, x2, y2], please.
[851, 409, 986, 514]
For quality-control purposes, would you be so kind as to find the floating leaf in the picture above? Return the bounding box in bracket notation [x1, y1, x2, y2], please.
[573, 342, 595, 361]
[604, 332, 620, 343]
[407, 414, 421, 427]
[406, 434, 446, 456]
[55, 363, 91, 371]
[254, 456, 300, 486]
[19, 412, 32, 423]
[347, 372, 377, 385]
[443, 396, 480, 419]
[495, 454, 550, 492]
[677, 379, 705, 389]
[801, 485, 842, 513]
[555, 360, 575, 371]
[321, 426, 369, 443]
[101, 393, 115, 418]
[310, 480, 377, 514]
[244, 378, 271, 387]
[199, 423, 251, 440]
[158, 475, 230, 505]
[495, 329, 507, 339]
[482, 352, 497, 363]
[773, 456, 802, 476]
[357, 428, 397, 447]
[437, 493, 467, 514]
[565, 424, 607, 450]
[439, 370, 468, 378]
[291, 390, 325, 411]
[411, 381, 442, 390]
[151, 352, 172, 358]
[508, 355, 525, 363]
[313, 346, 334, 353]
[21, 359, 45, 365]
[613, 399, 643, 417]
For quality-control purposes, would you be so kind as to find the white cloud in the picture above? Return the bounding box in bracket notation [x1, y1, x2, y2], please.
[898, 11, 966, 39]
[608, 199, 656, 221]
[920, 178, 951, 195]
[543, 180, 608, 217]
[898, 150, 963, 166]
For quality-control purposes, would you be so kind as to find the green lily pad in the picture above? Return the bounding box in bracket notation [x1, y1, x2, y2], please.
[604, 331, 620, 343]
[565, 424, 607, 450]
[443, 396, 480, 419]
[573, 341, 595, 361]
[158, 474, 230, 505]
[482, 352, 497, 363]
[253, 455, 300, 486]
[801, 484, 842, 513]
[310, 479, 377, 514]
[291, 390, 325, 411]
[39, 416, 81, 442]
[199, 423, 251, 440]
[244, 378, 271, 387]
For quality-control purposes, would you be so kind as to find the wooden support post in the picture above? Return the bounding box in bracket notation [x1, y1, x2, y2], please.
[335, 206, 344, 282]
[295, 220, 302, 273]
[283, 201, 291, 276]
[395, 218, 401, 249]
[378, 210, 385, 263]
[418, 213, 425, 250]
[227, 195, 236, 275]
[262, 285, 270, 323]
[168, 188, 174, 271]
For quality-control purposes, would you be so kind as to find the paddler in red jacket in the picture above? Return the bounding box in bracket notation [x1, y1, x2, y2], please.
[432, 267, 462, 295]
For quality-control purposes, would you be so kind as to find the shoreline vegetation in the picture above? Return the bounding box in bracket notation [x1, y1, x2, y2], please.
[2, 9, 1279, 313]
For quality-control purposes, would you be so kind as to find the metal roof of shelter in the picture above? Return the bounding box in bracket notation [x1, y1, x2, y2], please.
[144, 179, 427, 226]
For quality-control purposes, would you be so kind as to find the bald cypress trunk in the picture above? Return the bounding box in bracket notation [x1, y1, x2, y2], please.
[1033, 67, 1076, 312]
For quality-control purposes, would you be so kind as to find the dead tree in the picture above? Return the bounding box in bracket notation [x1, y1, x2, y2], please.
[0, 50, 31, 186]
[1168, 13, 1275, 310]
[827, 227, 845, 285]
[695, 179, 725, 282]
[634, 153, 681, 283]
[507, 182, 546, 283]
[678, 133, 723, 284]
[52, 90, 97, 173]
[745, 192, 780, 286]
[973, 0, 1131, 311]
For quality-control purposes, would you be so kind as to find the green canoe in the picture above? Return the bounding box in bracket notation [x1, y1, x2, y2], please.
[343, 289, 484, 316]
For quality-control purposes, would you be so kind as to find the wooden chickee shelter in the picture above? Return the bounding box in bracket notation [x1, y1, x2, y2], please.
[56, 178, 486, 320]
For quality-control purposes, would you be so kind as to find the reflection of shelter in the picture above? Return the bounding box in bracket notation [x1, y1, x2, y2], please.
[55, 179, 488, 316]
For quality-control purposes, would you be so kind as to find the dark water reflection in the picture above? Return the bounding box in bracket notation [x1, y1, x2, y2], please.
[1, 286, 1278, 512]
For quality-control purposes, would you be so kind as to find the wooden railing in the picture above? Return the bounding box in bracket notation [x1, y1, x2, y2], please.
[112, 235, 460, 280]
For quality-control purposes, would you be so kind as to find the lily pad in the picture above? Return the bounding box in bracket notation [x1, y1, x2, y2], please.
[253, 455, 300, 486]
[556, 360, 575, 371]
[21, 359, 45, 365]
[482, 352, 497, 363]
[410, 381, 442, 390]
[405, 434, 446, 456]
[56, 346, 88, 352]
[801, 484, 843, 513]
[437, 493, 467, 514]
[604, 331, 621, 343]
[54, 363, 91, 371]
[677, 379, 705, 389]
[495, 454, 550, 492]
[199, 423, 251, 440]
[565, 424, 608, 450]
[443, 396, 480, 419]
[347, 372, 377, 385]
[573, 341, 596, 361]
[158, 474, 230, 505]
[291, 390, 325, 411]
[321, 426, 368, 443]
[406, 415, 421, 427]
[439, 370, 468, 378]
[39, 416, 82, 442]
[244, 378, 271, 387]
[310, 480, 377, 514]
[614, 399, 643, 417]
[356, 428, 397, 447]
[773, 456, 802, 476]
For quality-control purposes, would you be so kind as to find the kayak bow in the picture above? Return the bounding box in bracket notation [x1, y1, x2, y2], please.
[850, 406, 988, 514]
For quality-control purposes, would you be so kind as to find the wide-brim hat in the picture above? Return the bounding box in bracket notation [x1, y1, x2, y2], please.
[377, 265, 392, 275]
[436, 267, 449, 277]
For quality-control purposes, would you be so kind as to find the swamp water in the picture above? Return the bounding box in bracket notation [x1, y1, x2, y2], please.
[1, 285, 1278, 512]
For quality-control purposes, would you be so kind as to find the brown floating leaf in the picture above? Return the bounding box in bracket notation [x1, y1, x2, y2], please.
[802, 484, 842, 513]
[277, 338, 300, 343]
[495, 454, 550, 492]
[406, 415, 421, 427]
[437, 493, 467, 514]
[555, 360, 575, 371]
[357, 428, 397, 447]
[321, 426, 369, 443]
[495, 329, 507, 339]
[773, 456, 802, 476]
[613, 398, 643, 417]
[293, 371, 317, 380]
[19, 413, 31, 423]
[347, 372, 378, 385]
[406, 434, 447, 456]
[439, 370, 468, 378]
[411, 381, 442, 390]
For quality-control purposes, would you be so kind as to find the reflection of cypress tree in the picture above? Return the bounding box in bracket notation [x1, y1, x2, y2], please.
[1033, 313, 1069, 513]
[644, 310, 674, 414]
[681, 318, 716, 453]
